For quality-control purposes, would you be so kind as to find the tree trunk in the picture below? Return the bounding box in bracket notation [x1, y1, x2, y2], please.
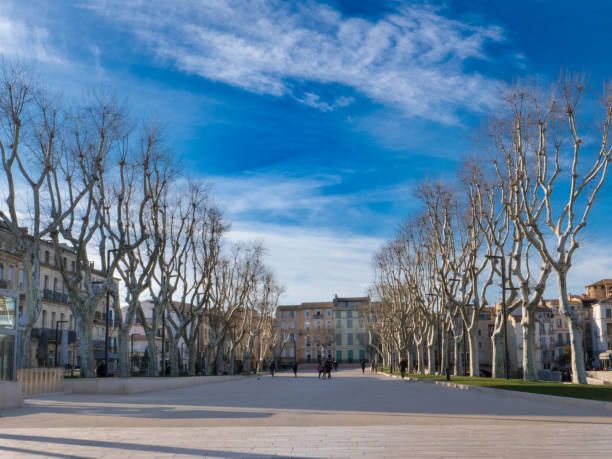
[145, 333, 158, 376]
[168, 334, 179, 377]
[467, 326, 479, 376]
[76, 316, 95, 377]
[440, 330, 448, 376]
[204, 346, 213, 376]
[117, 327, 129, 377]
[453, 334, 464, 376]
[522, 305, 537, 381]
[416, 338, 425, 374]
[491, 311, 504, 378]
[17, 328, 32, 369]
[426, 327, 436, 375]
[556, 272, 586, 384]
[187, 338, 197, 376]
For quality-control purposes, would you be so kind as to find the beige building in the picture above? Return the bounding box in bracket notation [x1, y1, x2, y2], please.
[0, 224, 117, 372]
[276, 301, 334, 363]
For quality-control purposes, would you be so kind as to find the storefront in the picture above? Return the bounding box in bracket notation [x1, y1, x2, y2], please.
[0, 289, 18, 380]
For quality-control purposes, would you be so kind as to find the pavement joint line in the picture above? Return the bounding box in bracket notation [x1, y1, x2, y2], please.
[378, 370, 612, 412]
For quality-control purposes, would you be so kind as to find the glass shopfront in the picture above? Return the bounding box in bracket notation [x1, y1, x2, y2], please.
[0, 292, 18, 380]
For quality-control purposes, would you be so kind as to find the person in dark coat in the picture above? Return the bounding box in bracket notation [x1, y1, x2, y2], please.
[269, 361, 276, 377]
[400, 358, 408, 379]
[361, 359, 367, 374]
[325, 359, 332, 379]
[292, 361, 298, 377]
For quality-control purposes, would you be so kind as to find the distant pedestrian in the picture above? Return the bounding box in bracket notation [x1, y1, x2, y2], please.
[317, 361, 324, 379]
[400, 358, 408, 379]
[370, 360, 375, 373]
[292, 361, 298, 377]
[269, 361, 276, 377]
[325, 360, 332, 379]
[361, 359, 366, 374]
[333, 360, 338, 371]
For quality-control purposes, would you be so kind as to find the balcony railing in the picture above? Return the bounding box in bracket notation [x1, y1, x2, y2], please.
[43, 289, 70, 304]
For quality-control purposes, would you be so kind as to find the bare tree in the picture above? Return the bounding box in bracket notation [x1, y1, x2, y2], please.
[494, 77, 612, 383]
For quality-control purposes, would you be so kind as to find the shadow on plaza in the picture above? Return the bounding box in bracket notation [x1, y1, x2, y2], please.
[0, 433, 313, 459]
[5, 370, 611, 421]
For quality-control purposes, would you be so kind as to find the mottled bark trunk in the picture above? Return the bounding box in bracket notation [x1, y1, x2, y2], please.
[440, 331, 448, 376]
[204, 346, 213, 376]
[187, 338, 197, 376]
[467, 326, 479, 376]
[168, 334, 179, 377]
[145, 333, 158, 376]
[416, 338, 425, 374]
[426, 327, 436, 375]
[117, 327, 129, 377]
[17, 329, 32, 369]
[557, 272, 586, 384]
[76, 316, 95, 377]
[522, 305, 537, 381]
[491, 311, 504, 378]
[453, 334, 464, 376]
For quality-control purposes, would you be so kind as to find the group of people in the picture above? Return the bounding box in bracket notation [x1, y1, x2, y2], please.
[317, 358, 336, 379]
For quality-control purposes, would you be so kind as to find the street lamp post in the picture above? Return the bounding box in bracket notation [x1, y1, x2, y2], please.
[54, 320, 68, 366]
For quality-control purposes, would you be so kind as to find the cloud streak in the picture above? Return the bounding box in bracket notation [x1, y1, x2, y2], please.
[84, 0, 506, 123]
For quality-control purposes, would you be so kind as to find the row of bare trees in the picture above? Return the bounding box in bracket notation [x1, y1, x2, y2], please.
[367, 76, 612, 383]
[0, 62, 282, 377]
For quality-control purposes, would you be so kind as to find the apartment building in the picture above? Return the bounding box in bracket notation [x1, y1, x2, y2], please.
[0, 224, 117, 374]
[276, 301, 334, 363]
[333, 296, 369, 363]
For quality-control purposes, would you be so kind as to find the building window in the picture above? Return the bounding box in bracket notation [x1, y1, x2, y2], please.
[326, 320, 332, 329]
[42, 310, 47, 328]
[347, 333, 353, 345]
[346, 310, 353, 318]
[19, 269, 24, 289]
[607, 309, 612, 319]
[0, 263, 3, 280]
[7, 267, 13, 289]
[281, 349, 286, 358]
[51, 311, 56, 329]
[53, 278, 58, 292]
[336, 334, 342, 346]
[557, 319, 562, 328]
[290, 347, 295, 358]
[357, 333, 365, 345]
[305, 310, 310, 318]
[305, 321, 311, 330]
[44, 251, 50, 264]
[291, 310, 296, 318]
[326, 309, 331, 318]
[478, 342, 482, 348]
[335, 310, 341, 319]
[335, 320, 341, 329]
[557, 333, 562, 345]
[346, 319, 353, 329]
[71, 260, 76, 272]
[278, 311, 284, 318]
[478, 329, 481, 337]
[289, 322, 295, 329]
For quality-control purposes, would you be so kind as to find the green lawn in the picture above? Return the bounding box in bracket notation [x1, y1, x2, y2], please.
[382, 369, 612, 403]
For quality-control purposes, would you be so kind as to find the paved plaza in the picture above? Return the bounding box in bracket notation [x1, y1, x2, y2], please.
[0, 368, 611, 458]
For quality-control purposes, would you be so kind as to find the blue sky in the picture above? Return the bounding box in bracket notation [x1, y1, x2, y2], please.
[2, 0, 612, 303]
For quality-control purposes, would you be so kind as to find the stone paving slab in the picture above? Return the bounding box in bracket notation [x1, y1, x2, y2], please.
[1, 369, 611, 458]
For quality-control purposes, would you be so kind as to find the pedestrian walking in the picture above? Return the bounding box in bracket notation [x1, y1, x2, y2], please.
[333, 360, 338, 371]
[269, 361, 276, 377]
[361, 359, 366, 374]
[400, 358, 408, 379]
[325, 360, 332, 379]
[370, 360, 375, 374]
[292, 361, 298, 377]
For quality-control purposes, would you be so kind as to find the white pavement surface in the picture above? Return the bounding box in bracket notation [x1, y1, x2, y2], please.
[1, 368, 611, 458]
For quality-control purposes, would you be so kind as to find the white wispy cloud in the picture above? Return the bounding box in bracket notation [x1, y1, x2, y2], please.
[227, 223, 382, 304]
[83, 0, 506, 123]
[0, 4, 61, 63]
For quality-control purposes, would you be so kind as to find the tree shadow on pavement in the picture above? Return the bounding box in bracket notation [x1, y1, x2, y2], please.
[0, 433, 314, 459]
